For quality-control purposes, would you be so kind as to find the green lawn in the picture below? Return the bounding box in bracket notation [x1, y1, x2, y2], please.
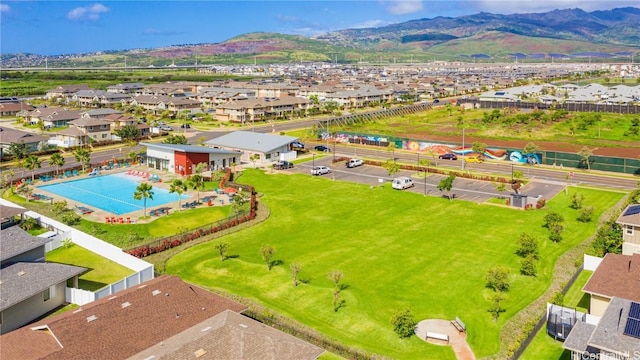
[76, 205, 233, 248]
[163, 169, 622, 358]
[519, 270, 593, 360]
[47, 244, 135, 291]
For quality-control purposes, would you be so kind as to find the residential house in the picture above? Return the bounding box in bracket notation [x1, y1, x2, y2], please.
[52, 117, 111, 148]
[45, 84, 91, 103]
[0, 223, 85, 334]
[0, 204, 26, 229]
[324, 87, 394, 109]
[80, 108, 123, 119]
[131, 95, 201, 116]
[205, 131, 298, 164]
[141, 142, 241, 175]
[0, 102, 35, 117]
[106, 82, 144, 94]
[72, 89, 108, 107]
[103, 113, 150, 137]
[24, 107, 84, 128]
[0, 275, 323, 360]
[582, 253, 640, 317]
[0, 127, 49, 159]
[617, 204, 640, 255]
[563, 297, 640, 360]
[215, 97, 311, 123]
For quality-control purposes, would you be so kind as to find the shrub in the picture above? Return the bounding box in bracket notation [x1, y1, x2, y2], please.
[390, 308, 417, 338]
[520, 255, 537, 276]
[578, 206, 594, 223]
[543, 211, 564, 229]
[486, 266, 510, 292]
[549, 225, 563, 243]
[536, 198, 546, 209]
[61, 212, 81, 225]
[551, 291, 565, 306]
[516, 233, 539, 259]
[570, 193, 584, 209]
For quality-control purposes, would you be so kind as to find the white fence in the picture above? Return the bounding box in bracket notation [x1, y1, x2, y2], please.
[1, 199, 154, 306]
[584, 254, 603, 271]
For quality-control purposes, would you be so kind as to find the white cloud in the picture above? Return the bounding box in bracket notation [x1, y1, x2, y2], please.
[0, 4, 10, 13]
[351, 19, 395, 29]
[67, 3, 109, 21]
[144, 28, 162, 35]
[276, 14, 299, 23]
[380, 0, 423, 15]
[467, 0, 639, 14]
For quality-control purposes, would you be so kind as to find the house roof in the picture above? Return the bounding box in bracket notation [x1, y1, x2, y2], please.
[128, 310, 324, 360]
[81, 108, 122, 117]
[583, 253, 640, 302]
[68, 117, 110, 127]
[616, 204, 640, 226]
[0, 127, 49, 145]
[0, 262, 87, 311]
[0, 103, 35, 112]
[562, 320, 597, 353]
[205, 131, 298, 153]
[585, 297, 640, 355]
[0, 275, 246, 359]
[0, 225, 49, 262]
[141, 142, 242, 155]
[0, 203, 26, 221]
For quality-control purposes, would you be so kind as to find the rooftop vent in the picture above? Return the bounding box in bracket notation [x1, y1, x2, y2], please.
[17, 271, 26, 277]
[239, 324, 248, 328]
[86, 315, 97, 323]
[121, 302, 131, 308]
[201, 326, 212, 332]
[152, 289, 161, 296]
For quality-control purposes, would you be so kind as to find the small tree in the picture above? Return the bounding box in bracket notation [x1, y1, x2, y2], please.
[472, 141, 487, 156]
[390, 308, 417, 338]
[551, 291, 565, 306]
[169, 179, 188, 209]
[543, 211, 564, 229]
[570, 193, 584, 209]
[522, 142, 540, 157]
[73, 147, 92, 173]
[549, 224, 564, 243]
[24, 155, 42, 182]
[578, 146, 593, 170]
[493, 182, 507, 198]
[332, 288, 343, 312]
[437, 174, 456, 200]
[327, 270, 343, 290]
[52, 200, 68, 214]
[215, 241, 229, 261]
[488, 292, 506, 322]
[250, 154, 260, 168]
[383, 159, 400, 176]
[260, 244, 275, 271]
[578, 206, 594, 223]
[133, 182, 154, 217]
[486, 266, 510, 292]
[387, 142, 397, 162]
[520, 255, 537, 276]
[290, 263, 302, 287]
[49, 152, 65, 176]
[516, 232, 539, 259]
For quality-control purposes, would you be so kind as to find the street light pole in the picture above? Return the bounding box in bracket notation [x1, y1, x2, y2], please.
[312, 153, 315, 168]
[461, 126, 465, 170]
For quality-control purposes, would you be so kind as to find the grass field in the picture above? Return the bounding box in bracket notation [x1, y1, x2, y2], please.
[165, 169, 623, 358]
[46, 244, 134, 291]
[519, 270, 593, 360]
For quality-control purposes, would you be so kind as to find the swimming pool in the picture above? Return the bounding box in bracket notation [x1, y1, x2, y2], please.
[39, 173, 189, 215]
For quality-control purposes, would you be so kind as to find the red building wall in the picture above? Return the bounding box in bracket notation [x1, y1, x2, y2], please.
[173, 152, 209, 176]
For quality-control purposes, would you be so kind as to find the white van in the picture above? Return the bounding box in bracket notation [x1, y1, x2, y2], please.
[392, 177, 414, 190]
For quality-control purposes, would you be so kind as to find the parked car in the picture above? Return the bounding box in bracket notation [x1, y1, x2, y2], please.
[433, 99, 440, 103]
[346, 158, 364, 168]
[292, 141, 305, 149]
[314, 145, 330, 152]
[273, 161, 294, 170]
[392, 177, 414, 190]
[180, 123, 191, 128]
[159, 125, 173, 131]
[464, 155, 484, 163]
[438, 153, 458, 160]
[311, 165, 331, 176]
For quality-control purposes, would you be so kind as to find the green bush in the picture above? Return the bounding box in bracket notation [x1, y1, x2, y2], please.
[520, 255, 537, 276]
[390, 308, 417, 338]
[486, 266, 510, 292]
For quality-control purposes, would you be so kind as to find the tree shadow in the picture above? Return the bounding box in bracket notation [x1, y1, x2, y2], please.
[334, 299, 347, 312]
[338, 283, 350, 291]
[269, 259, 284, 269]
[224, 254, 240, 260]
[299, 277, 311, 285]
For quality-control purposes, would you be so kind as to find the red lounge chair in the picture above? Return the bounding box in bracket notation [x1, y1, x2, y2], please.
[111, 217, 117, 224]
[126, 217, 131, 224]
[105, 217, 111, 224]
[118, 217, 125, 224]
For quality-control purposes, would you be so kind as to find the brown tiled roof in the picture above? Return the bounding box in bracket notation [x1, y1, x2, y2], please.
[68, 117, 110, 127]
[0, 275, 246, 360]
[583, 253, 640, 302]
[0, 103, 35, 112]
[128, 310, 324, 360]
[0, 127, 49, 145]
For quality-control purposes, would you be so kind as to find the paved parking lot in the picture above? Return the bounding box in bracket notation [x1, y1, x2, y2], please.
[283, 156, 565, 204]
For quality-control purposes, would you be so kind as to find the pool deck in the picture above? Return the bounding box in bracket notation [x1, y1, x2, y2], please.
[33, 165, 234, 224]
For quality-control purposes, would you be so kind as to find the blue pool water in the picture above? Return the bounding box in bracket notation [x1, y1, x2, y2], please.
[39, 173, 189, 215]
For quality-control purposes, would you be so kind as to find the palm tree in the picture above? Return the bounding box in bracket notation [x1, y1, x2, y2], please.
[169, 179, 187, 209]
[128, 150, 138, 165]
[186, 162, 207, 202]
[24, 155, 42, 182]
[50, 153, 65, 176]
[133, 182, 154, 217]
[73, 147, 92, 173]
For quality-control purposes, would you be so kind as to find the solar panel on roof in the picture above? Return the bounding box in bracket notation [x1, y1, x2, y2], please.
[624, 302, 640, 338]
[624, 205, 640, 216]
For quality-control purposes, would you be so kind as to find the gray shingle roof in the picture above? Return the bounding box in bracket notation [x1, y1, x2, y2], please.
[588, 297, 640, 354]
[141, 142, 241, 155]
[0, 262, 86, 311]
[563, 321, 596, 353]
[128, 310, 324, 360]
[205, 131, 298, 153]
[0, 226, 49, 262]
[0, 203, 26, 221]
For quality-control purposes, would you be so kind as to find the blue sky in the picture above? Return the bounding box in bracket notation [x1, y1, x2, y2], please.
[1, 1, 637, 55]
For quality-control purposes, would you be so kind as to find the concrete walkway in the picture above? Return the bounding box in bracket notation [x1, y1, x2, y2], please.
[414, 319, 476, 360]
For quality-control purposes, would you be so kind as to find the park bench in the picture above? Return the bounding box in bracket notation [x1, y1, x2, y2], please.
[425, 331, 449, 343]
[451, 316, 466, 333]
